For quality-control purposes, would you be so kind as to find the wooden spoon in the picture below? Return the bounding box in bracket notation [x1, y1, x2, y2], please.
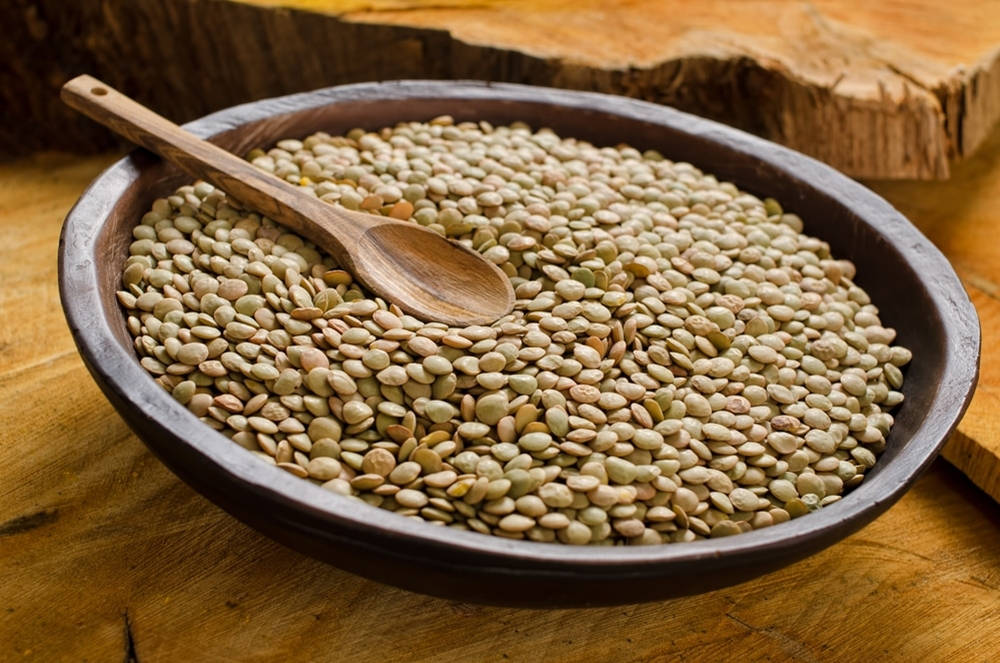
[61, 75, 515, 326]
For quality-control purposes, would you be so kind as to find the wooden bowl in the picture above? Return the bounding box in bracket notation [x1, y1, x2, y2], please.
[59, 81, 980, 607]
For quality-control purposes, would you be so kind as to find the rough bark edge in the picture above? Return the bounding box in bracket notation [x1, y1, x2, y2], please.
[935, 46, 1000, 164]
[536, 56, 949, 179]
[942, 429, 1000, 503]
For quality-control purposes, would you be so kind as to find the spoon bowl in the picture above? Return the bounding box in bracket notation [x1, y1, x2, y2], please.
[354, 223, 514, 326]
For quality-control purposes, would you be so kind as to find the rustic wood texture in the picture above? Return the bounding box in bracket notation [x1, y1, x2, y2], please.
[2, 129, 1000, 656]
[5, 0, 1000, 179]
[60, 75, 514, 325]
[870, 123, 1000, 502]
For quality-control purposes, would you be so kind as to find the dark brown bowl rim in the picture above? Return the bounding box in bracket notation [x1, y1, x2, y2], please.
[59, 81, 980, 577]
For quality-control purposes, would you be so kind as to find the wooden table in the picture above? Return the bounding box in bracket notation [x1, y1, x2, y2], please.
[3, 137, 1000, 660]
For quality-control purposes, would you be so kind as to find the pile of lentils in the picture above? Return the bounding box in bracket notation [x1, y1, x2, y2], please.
[117, 116, 911, 545]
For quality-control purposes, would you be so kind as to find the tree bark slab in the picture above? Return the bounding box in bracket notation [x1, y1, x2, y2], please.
[4, 0, 999, 178]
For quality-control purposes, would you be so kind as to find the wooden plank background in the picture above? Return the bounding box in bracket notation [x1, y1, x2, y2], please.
[5, 0, 1000, 178]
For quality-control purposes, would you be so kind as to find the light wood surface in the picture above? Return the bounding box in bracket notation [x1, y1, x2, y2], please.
[2, 130, 1000, 658]
[59, 75, 514, 325]
[869, 124, 1000, 502]
[6, 0, 1000, 179]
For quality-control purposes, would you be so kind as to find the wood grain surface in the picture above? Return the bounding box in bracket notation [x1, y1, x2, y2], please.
[870, 123, 1000, 502]
[5, 0, 1000, 178]
[2, 132, 1000, 658]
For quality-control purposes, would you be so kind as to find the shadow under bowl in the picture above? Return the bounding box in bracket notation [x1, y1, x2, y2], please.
[59, 81, 980, 607]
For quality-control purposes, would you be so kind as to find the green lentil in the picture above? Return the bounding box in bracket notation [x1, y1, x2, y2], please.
[120, 119, 911, 546]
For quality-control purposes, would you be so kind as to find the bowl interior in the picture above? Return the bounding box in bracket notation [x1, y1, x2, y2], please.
[98, 95, 942, 476]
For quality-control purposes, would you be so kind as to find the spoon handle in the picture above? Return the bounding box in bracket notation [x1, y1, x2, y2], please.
[61, 75, 366, 263]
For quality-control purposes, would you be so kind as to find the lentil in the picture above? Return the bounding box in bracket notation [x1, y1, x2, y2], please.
[120, 118, 911, 545]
